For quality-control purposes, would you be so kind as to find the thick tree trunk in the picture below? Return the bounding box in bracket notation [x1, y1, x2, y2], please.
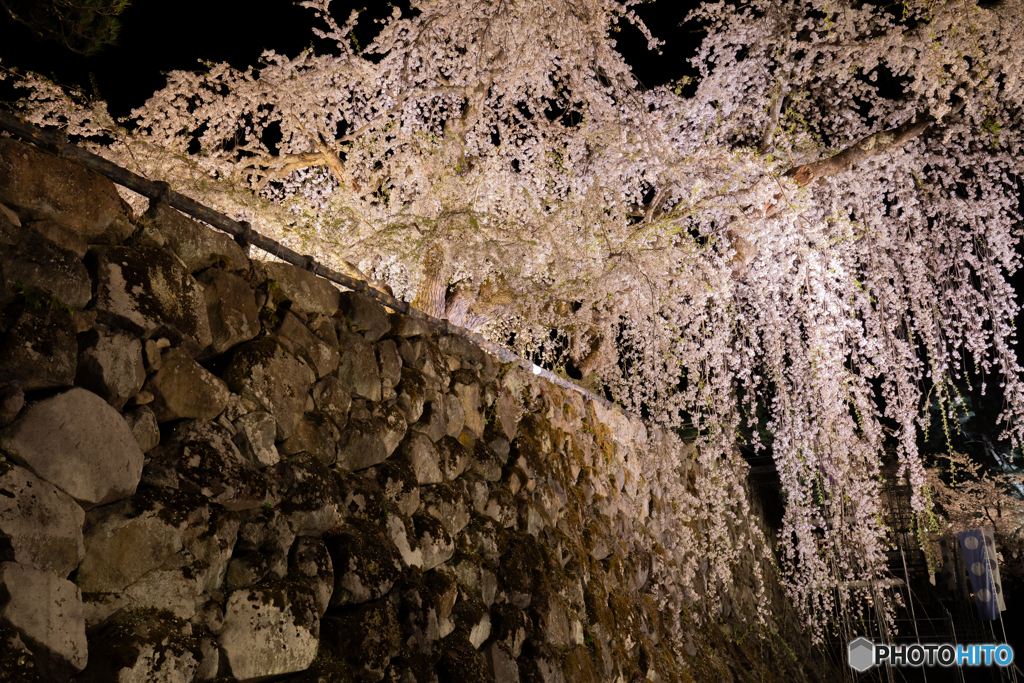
[445, 286, 479, 328]
[445, 275, 515, 330]
[412, 244, 449, 319]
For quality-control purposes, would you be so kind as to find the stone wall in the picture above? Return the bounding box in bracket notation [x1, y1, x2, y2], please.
[0, 137, 839, 682]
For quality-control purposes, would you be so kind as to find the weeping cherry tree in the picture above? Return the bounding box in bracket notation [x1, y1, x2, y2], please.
[7, 0, 1024, 639]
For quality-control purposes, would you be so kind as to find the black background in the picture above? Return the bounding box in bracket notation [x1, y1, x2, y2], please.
[0, 0, 698, 120]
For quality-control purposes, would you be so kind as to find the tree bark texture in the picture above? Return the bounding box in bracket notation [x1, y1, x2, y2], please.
[783, 114, 935, 187]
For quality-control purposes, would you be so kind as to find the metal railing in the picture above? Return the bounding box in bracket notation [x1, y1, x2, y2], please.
[0, 111, 627, 417]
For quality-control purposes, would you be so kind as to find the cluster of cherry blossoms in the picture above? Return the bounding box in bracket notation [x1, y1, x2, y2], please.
[8, 0, 1024, 641]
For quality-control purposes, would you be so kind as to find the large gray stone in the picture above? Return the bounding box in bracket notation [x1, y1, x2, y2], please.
[396, 367, 428, 424]
[23, 218, 87, 258]
[438, 334, 487, 370]
[320, 599, 401, 681]
[519, 498, 546, 536]
[188, 504, 240, 595]
[411, 400, 448, 443]
[517, 644, 568, 683]
[399, 337, 450, 389]
[452, 370, 485, 437]
[368, 459, 420, 517]
[231, 410, 279, 469]
[457, 470, 491, 516]
[377, 339, 402, 399]
[335, 418, 388, 472]
[0, 306, 77, 391]
[0, 138, 133, 245]
[498, 535, 544, 611]
[378, 403, 408, 457]
[220, 391, 253, 424]
[194, 636, 219, 682]
[560, 647, 601, 683]
[76, 487, 210, 594]
[468, 437, 506, 482]
[421, 483, 471, 537]
[484, 488, 517, 529]
[142, 420, 267, 511]
[435, 632, 491, 683]
[495, 390, 519, 441]
[452, 595, 491, 649]
[452, 552, 498, 607]
[123, 405, 160, 453]
[0, 214, 91, 310]
[91, 246, 213, 352]
[222, 336, 314, 440]
[277, 310, 339, 379]
[92, 567, 204, 624]
[485, 642, 520, 683]
[0, 562, 87, 681]
[308, 314, 340, 349]
[442, 392, 465, 438]
[413, 514, 455, 571]
[197, 268, 260, 355]
[264, 261, 340, 316]
[385, 652, 440, 683]
[219, 582, 319, 680]
[272, 454, 343, 537]
[312, 375, 350, 431]
[0, 388, 143, 508]
[388, 312, 435, 338]
[461, 514, 508, 564]
[79, 538, 229, 631]
[336, 328, 382, 401]
[337, 291, 391, 341]
[331, 469, 387, 523]
[146, 203, 249, 273]
[324, 520, 403, 606]
[145, 348, 230, 422]
[490, 603, 529, 659]
[379, 513, 416, 572]
[75, 329, 146, 410]
[397, 432, 443, 485]
[0, 462, 84, 577]
[532, 580, 572, 646]
[1, 199, 23, 225]
[399, 571, 454, 651]
[437, 435, 470, 481]
[280, 411, 339, 466]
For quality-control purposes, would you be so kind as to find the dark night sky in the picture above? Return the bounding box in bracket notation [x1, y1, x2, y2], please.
[0, 0, 699, 121]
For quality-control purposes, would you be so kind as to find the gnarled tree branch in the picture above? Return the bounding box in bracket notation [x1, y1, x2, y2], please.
[783, 113, 935, 187]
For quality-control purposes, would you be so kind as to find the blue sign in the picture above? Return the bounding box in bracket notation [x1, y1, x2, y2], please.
[958, 529, 999, 621]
